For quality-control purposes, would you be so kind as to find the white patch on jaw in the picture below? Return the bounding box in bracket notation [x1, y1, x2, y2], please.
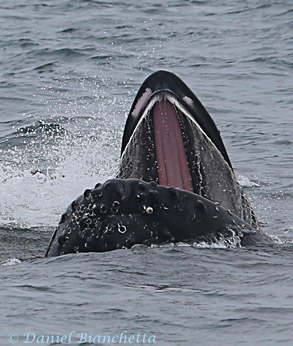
[131, 88, 152, 117]
[183, 96, 194, 107]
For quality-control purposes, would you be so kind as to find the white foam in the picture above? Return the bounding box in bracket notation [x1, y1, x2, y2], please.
[0, 127, 119, 228]
[1, 258, 22, 266]
[237, 175, 260, 188]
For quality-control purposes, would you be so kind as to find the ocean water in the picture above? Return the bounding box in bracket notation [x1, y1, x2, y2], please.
[0, 0, 292, 345]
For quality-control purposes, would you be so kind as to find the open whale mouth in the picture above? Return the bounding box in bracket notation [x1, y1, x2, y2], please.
[122, 90, 201, 192]
[120, 89, 226, 195]
[118, 70, 247, 216]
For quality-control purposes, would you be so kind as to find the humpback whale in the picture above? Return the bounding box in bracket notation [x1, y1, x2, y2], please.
[46, 70, 262, 257]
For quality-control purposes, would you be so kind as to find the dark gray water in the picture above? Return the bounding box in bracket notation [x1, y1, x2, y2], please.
[0, 0, 292, 345]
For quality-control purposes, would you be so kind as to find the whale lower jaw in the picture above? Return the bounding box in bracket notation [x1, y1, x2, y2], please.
[45, 179, 261, 257]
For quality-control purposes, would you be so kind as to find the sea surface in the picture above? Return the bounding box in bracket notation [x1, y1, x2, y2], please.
[0, 0, 292, 345]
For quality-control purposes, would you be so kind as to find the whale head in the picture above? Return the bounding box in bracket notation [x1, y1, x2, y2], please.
[45, 70, 259, 257]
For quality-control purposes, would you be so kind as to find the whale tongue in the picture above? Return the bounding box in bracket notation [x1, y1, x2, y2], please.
[153, 99, 193, 192]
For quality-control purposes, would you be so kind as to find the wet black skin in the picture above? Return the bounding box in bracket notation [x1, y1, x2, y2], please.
[45, 179, 263, 257]
[46, 71, 263, 257]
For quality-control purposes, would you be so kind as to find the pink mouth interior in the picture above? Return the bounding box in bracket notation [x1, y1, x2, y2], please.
[153, 99, 193, 192]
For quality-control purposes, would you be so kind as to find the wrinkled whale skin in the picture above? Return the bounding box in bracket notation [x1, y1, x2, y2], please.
[45, 179, 260, 257]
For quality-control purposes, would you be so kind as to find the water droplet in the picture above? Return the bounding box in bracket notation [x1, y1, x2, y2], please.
[112, 201, 120, 213]
[100, 204, 108, 214]
[146, 206, 153, 214]
[117, 223, 127, 234]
